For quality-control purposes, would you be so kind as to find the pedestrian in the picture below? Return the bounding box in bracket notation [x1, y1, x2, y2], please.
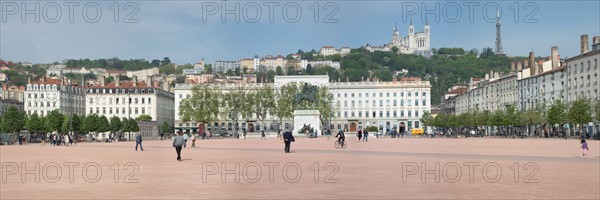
[64, 134, 70, 146]
[182, 133, 189, 148]
[191, 133, 196, 148]
[69, 134, 73, 146]
[41, 134, 45, 146]
[135, 132, 144, 151]
[326, 129, 331, 140]
[173, 131, 185, 161]
[357, 129, 362, 141]
[581, 139, 589, 158]
[363, 129, 369, 142]
[243, 129, 247, 139]
[283, 130, 295, 153]
[18, 134, 23, 145]
[278, 129, 282, 140]
[261, 130, 266, 140]
[51, 134, 56, 146]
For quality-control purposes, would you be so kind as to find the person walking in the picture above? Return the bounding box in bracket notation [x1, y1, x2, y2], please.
[581, 139, 589, 158]
[135, 132, 144, 151]
[357, 130, 363, 141]
[191, 134, 196, 148]
[182, 133, 189, 148]
[283, 130, 295, 153]
[363, 129, 369, 142]
[261, 130, 266, 140]
[69, 134, 73, 146]
[18, 134, 23, 145]
[326, 129, 331, 140]
[173, 131, 185, 161]
[243, 129, 247, 139]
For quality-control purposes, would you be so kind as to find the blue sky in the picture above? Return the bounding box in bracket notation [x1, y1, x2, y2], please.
[1, 1, 599, 64]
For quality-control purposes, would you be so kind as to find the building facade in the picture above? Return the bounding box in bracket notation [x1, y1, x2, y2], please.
[24, 78, 86, 117]
[173, 75, 431, 135]
[366, 22, 432, 58]
[213, 61, 241, 73]
[85, 77, 175, 131]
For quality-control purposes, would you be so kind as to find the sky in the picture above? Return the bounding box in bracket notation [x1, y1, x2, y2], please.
[1, 0, 599, 64]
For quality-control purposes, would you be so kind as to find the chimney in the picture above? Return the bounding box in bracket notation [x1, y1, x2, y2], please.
[551, 46, 559, 68]
[132, 76, 137, 87]
[538, 60, 544, 74]
[28, 76, 31, 84]
[115, 75, 120, 87]
[511, 62, 516, 72]
[529, 52, 536, 75]
[100, 75, 105, 87]
[146, 76, 152, 87]
[516, 61, 522, 71]
[485, 73, 489, 80]
[392, 76, 397, 83]
[581, 34, 589, 54]
[594, 36, 600, 45]
[59, 71, 64, 85]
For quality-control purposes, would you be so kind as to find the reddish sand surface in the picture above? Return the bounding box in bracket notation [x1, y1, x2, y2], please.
[1, 137, 599, 199]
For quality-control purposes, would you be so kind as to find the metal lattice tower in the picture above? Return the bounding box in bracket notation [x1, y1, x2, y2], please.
[495, 11, 504, 55]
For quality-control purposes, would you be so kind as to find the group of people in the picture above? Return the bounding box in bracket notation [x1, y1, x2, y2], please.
[356, 129, 369, 142]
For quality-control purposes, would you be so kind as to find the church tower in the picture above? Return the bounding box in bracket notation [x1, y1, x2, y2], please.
[391, 23, 400, 45]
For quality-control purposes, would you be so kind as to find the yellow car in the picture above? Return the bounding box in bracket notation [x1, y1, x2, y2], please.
[411, 128, 424, 135]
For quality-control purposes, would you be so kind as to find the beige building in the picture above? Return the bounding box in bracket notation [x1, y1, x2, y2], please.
[24, 77, 86, 117]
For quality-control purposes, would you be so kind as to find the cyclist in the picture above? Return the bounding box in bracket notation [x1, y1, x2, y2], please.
[336, 128, 345, 145]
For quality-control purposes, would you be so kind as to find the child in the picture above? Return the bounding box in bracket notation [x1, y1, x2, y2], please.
[581, 139, 589, 158]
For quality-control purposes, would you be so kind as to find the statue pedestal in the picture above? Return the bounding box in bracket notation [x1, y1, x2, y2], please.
[293, 110, 321, 136]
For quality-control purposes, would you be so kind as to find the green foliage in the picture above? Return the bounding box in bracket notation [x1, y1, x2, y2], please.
[161, 121, 171, 134]
[420, 111, 433, 128]
[129, 118, 140, 132]
[1, 106, 25, 133]
[547, 99, 567, 126]
[179, 84, 222, 124]
[109, 116, 122, 133]
[437, 48, 465, 55]
[135, 114, 153, 121]
[366, 126, 378, 132]
[45, 109, 64, 133]
[568, 98, 592, 131]
[27, 113, 46, 134]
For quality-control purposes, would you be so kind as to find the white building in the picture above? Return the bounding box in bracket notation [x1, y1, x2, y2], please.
[318, 46, 351, 56]
[565, 35, 600, 103]
[213, 61, 241, 73]
[300, 60, 341, 69]
[173, 75, 431, 135]
[24, 77, 86, 117]
[126, 67, 160, 78]
[85, 76, 175, 135]
[366, 22, 432, 58]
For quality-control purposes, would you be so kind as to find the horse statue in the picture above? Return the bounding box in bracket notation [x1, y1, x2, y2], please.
[295, 83, 318, 104]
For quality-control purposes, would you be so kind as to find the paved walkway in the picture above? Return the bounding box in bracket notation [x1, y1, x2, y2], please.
[1, 137, 598, 199]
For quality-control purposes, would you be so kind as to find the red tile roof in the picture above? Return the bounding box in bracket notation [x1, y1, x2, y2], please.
[446, 87, 468, 95]
[88, 81, 155, 89]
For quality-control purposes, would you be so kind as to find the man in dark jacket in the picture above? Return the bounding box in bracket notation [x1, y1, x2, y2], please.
[135, 133, 144, 151]
[173, 131, 185, 161]
[283, 130, 295, 153]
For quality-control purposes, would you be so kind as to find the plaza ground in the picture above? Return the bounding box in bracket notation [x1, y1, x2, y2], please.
[1, 136, 599, 199]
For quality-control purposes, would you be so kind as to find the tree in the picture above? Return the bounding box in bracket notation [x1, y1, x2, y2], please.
[547, 99, 567, 133]
[568, 98, 592, 134]
[274, 83, 297, 129]
[391, 46, 399, 53]
[179, 84, 221, 126]
[45, 109, 64, 133]
[276, 66, 284, 75]
[306, 64, 314, 75]
[129, 118, 140, 132]
[521, 109, 543, 136]
[97, 115, 110, 133]
[136, 114, 153, 121]
[26, 113, 46, 135]
[109, 116, 122, 138]
[492, 109, 505, 136]
[151, 59, 161, 67]
[253, 84, 277, 131]
[161, 121, 171, 135]
[480, 47, 494, 58]
[161, 57, 171, 66]
[221, 86, 253, 137]
[503, 105, 520, 136]
[420, 111, 433, 131]
[266, 70, 276, 82]
[82, 114, 99, 134]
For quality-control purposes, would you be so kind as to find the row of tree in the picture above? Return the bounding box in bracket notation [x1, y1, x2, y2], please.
[178, 82, 334, 135]
[0, 107, 176, 139]
[420, 98, 600, 136]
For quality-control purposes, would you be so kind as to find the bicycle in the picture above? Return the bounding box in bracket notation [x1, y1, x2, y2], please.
[334, 139, 347, 149]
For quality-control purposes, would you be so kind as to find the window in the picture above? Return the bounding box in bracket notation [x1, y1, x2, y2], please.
[379, 111, 383, 117]
[415, 110, 419, 117]
[393, 92, 397, 97]
[344, 112, 348, 117]
[393, 110, 397, 117]
[401, 110, 404, 117]
[415, 92, 418, 96]
[351, 111, 355, 117]
[408, 110, 412, 117]
[379, 93, 383, 97]
[142, 98, 145, 104]
[372, 101, 376, 107]
[344, 93, 347, 97]
[386, 92, 390, 97]
[393, 100, 397, 106]
[386, 100, 390, 106]
[358, 111, 362, 117]
[379, 100, 383, 107]
[96, 108, 99, 114]
[142, 108, 145, 114]
[386, 111, 390, 117]
[415, 100, 418, 106]
[148, 98, 151, 104]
